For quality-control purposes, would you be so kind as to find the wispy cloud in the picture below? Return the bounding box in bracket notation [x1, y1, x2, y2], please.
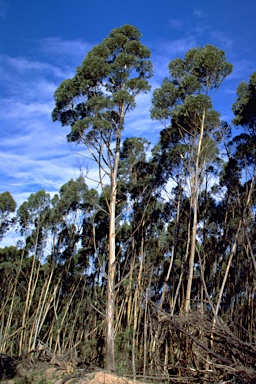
[193, 8, 207, 19]
[1, 33, 161, 209]
[228, 59, 255, 81]
[39, 37, 93, 71]
[0, 41, 87, 205]
[150, 36, 198, 83]
[125, 91, 161, 143]
[1, 99, 53, 120]
[210, 30, 234, 51]
[0, 146, 81, 202]
[0, 0, 8, 19]
[168, 18, 184, 30]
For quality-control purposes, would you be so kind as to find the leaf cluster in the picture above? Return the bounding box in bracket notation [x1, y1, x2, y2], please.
[52, 25, 153, 149]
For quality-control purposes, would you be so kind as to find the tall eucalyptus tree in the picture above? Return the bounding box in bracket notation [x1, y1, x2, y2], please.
[232, 71, 256, 274]
[151, 45, 232, 313]
[52, 24, 153, 370]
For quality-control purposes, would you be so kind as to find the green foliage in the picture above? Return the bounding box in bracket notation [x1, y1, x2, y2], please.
[52, 24, 153, 149]
[0, 191, 17, 240]
[17, 190, 50, 232]
[115, 327, 133, 374]
[151, 45, 233, 199]
[233, 71, 256, 130]
[0, 191, 16, 215]
[151, 45, 232, 136]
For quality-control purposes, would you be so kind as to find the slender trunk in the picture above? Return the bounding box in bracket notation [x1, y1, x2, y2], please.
[29, 268, 55, 351]
[127, 243, 136, 326]
[171, 218, 191, 316]
[215, 219, 241, 317]
[54, 278, 81, 354]
[185, 109, 205, 313]
[164, 340, 169, 374]
[19, 225, 41, 354]
[159, 189, 181, 312]
[2, 248, 25, 352]
[132, 236, 144, 378]
[106, 197, 116, 371]
[215, 173, 255, 317]
[242, 171, 256, 273]
[143, 285, 150, 377]
[105, 126, 121, 371]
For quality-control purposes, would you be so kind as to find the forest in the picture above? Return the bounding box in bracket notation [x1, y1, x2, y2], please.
[0, 25, 255, 383]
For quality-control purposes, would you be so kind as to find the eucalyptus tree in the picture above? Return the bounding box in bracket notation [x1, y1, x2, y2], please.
[52, 24, 153, 370]
[117, 137, 172, 375]
[0, 245, 25, 353]
[18, 189, 51, 259]
[232, 71, 256, 189]
[16, 190, 51, 353]
[232, 71, 256, 216]
[151, 45, 233, 313]
[233, 71, 256, 131]
[232, 73, 256, 220]
[230, 71, 256, 284]
[0, 191, 16, 241]
[211, 72, 256, 332]
[49, 176, 98, 266]
[194, 72, 256, 326]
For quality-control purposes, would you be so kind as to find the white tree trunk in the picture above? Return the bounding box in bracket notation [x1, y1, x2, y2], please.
[184, 109, 206, 313]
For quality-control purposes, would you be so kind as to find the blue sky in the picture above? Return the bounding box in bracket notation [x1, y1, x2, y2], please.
[0, 0, 256, 209]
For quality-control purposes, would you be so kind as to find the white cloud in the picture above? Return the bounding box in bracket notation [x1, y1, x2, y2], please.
[0, 149, 80, 198]
[6, 56, 57, 73]
[39, 37, 93, 71]
[2, 99, 53, 120]
[125, 91, 161, 143]
[156, 36, 198, 57]
[0, 51, 79, 203]
[1, 54, 56, 74]
[41, 37, 91, 56]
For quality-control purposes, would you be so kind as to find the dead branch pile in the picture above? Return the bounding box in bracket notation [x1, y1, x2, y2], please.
[154, 310, 256, 383]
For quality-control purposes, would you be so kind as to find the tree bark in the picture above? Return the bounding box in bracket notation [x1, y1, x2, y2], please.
[105, 128, 121, 371]
[106, 195, 116, 371]
[184, 109, 206, 313]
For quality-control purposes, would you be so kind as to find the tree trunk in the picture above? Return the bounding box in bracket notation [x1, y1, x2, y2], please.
[105, 128, 121, 371]
[106, 187, 117, 371]
[159, 188, 181, 312]
[184, 109, 205, 313]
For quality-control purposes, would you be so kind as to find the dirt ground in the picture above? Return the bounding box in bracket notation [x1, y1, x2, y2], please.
[0, 361, 147, 384]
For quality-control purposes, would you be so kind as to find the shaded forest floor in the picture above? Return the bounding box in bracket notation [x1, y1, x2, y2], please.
[1, 362, 147, 384]
[1, 355, 256, 384]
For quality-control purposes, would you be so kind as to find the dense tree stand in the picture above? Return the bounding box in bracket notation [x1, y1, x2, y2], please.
[0, 26, 255, 383]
